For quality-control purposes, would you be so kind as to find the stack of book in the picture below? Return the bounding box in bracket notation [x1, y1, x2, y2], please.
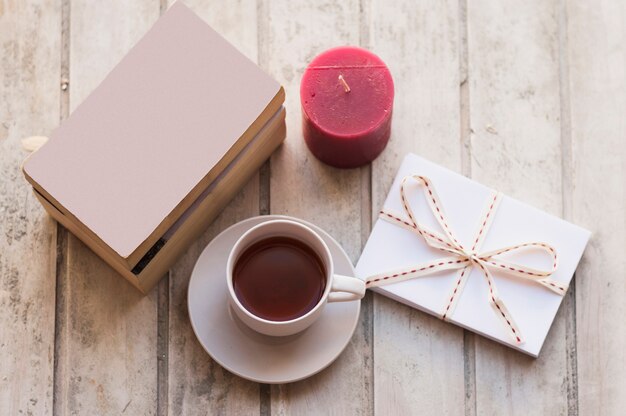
[22, 2, 286, 293]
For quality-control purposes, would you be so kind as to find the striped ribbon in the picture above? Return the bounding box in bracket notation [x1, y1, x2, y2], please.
[365, 175, 566, 344]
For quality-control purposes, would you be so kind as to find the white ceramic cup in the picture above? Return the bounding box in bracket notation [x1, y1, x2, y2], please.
[226, 219, 366, 337]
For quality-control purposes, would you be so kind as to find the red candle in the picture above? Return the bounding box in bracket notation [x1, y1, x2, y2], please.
[300, 46, 394, 169]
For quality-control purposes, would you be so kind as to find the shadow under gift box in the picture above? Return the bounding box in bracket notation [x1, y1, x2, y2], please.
[21, 2, 286, 293]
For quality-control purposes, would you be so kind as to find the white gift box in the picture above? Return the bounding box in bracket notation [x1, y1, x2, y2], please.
[355, 154, 590, 356]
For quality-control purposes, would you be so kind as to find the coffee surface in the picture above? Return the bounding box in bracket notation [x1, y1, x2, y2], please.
[233, 236, 326, 321]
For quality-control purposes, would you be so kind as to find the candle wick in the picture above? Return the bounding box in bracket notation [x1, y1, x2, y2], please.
[338, 74, 351, 93]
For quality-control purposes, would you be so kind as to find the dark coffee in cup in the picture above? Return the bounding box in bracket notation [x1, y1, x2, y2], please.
[232, 236, 326, 321]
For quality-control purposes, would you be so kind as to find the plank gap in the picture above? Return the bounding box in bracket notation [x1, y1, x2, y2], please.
[359, 0, 371, 49]
[257, 0, 269, 71]
[52, 227, 68, 416]
[558, 0, 574, 224]
[259, 383, 271, 416]
[259, 161, 271, 216]
[53, 0, 71, 413]
[362, 291, 375, 413]
[59, 0, 71, 119]
[463, 332, 477, 416]
[557, 0, 578, 414]
[564, 279, 578, 416]
[459, 0, 472, 179]
[458, 0, 476, 415]
[159, 0, 168, 15]
[156, 275, 170, 416]
[360, 164, 374, 412]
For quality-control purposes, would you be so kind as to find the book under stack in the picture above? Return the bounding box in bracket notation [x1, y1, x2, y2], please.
[22, 2, 286, 293]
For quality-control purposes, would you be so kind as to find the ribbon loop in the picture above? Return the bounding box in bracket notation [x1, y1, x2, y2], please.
[366, 175, 565, 345]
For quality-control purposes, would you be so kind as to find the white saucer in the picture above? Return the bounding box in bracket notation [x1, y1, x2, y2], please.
[188, 215, 361, 384]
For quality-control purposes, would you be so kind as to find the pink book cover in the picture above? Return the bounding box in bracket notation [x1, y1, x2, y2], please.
[23, 2, 283, 260]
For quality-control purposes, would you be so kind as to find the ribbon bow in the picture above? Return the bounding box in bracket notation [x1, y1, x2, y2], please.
[365, 175, 566, 344]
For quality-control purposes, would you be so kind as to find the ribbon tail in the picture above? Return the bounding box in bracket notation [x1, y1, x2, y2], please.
[537, 278, 568, 295]
[475, 261, 525, 345]
[490, 297, 524, 345]
[441, 265, 472, 321]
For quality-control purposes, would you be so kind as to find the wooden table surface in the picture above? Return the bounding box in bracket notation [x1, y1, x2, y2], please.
[1, 0, 625, 415]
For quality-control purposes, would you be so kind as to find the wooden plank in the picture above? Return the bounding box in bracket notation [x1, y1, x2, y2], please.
[467, 1, 568, 414]
[0, 1, 60, 414]
[53, 2, 161, 415]
[165, 1, 262, 414]
[262, 0, 372, 414]
[566, 0, 626, 413]
[368, 0, 467, 414]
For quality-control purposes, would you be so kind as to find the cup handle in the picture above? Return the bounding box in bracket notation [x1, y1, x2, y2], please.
[328, 274, 366, 302]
